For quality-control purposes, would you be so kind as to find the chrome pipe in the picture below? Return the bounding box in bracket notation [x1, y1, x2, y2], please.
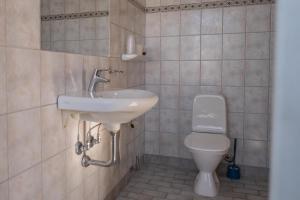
[81, 130, 120, 168]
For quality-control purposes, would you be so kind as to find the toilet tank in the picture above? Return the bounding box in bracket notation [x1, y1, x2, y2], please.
[192, 95, 227, 134]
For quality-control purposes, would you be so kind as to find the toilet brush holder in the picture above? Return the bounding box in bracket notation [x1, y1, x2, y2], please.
[226, 138, 240, 180]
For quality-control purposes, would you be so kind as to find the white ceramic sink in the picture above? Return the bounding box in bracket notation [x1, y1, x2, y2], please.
[58, 89, 158, 131]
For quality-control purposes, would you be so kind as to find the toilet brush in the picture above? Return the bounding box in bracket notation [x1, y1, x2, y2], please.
[227, 138, 240, 180]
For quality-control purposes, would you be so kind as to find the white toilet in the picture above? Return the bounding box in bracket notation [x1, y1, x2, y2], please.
[184, 94, 230, 197]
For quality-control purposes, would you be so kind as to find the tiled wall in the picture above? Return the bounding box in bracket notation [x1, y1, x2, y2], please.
[0, 0, 146, 200]
[41, 0, 110, 56]
[144, 0, 275, 168]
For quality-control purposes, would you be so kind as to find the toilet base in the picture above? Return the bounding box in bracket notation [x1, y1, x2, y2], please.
[194, 171, 220, 197]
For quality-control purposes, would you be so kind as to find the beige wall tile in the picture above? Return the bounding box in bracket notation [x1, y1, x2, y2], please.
[0, 116, 7, 183]
[41, 51, 65, 105]
[41, 105, 66, 160]
[9, 164, 42, 200]
[6, 0, 40, 49]
[0, 0, 5, 46]
[65, 53, 84, 95]
[0, 181, 8, 200]
[65, 147, 83, 192]
[6, 48, 40, 112]
[42, 152, 66, 200]
[8, 108, 41, 177]
[83, 172, 99, 200]
[0, 47, 6, 115]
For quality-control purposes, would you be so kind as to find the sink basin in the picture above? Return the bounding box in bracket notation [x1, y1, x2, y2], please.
[58, 89, 158, 131]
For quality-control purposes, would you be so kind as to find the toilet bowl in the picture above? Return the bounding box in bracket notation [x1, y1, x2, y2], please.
[184, 95, 230, 197]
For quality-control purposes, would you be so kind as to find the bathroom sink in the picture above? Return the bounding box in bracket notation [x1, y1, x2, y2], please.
[58, 89, 158, 131]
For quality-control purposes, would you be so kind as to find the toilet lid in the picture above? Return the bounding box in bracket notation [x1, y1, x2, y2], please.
[184, 132, 230, 152]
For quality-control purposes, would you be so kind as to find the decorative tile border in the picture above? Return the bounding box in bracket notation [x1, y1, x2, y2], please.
[145, 0, 275, 13]
[41, 0, 275, 21]
[41, 11, 109, 21]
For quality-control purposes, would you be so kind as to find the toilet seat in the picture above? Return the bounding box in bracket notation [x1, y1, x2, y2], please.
[184, 132, 230, 153]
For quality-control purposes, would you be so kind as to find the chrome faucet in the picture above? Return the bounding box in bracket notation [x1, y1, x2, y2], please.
[88, 69, 110, 97]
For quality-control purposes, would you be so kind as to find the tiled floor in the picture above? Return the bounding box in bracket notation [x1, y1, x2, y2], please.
[117, 163, 268, 200]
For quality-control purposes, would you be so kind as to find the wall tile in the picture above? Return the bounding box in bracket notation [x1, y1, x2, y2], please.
[65, 19, 80, 41]
[223, 6, 246, 33]
[222, 60, 244, 87]
[127, 3, 136, 32]
[200, 86, 221, 95]
[145, 109, 160, 131]
[161, 12, 180, 36]
[9, 164, 42, 200]
[246, 5, 271, 32]
[109, 0, 120, 24]
[245, 87, 268, 114]
[181, 10, 201, 35]
[41, 51, 65, 105]
[83, 172, 98, 200]
[244, 140, 267, 167]
[161, 37, 180, 60]
[0, 0, 5, 46]
[0, 47, 6, 115]
[222, 87, 244, 113]
[146, 13, 161, 37]
[228, 113, 244, 139]
[201, 34, 222, 60]
[51, 21, 65, 42]
[145, 37, 161, 61]
[180, 36, 201, 60]
[223, 34, 245, 60]
[159, 132, 179, 157]
[0, 181, 8, 200]
[6, 0, 40, 49]
[179, 85, 201, 110]
[96, 0, 108, 10]
[109, 23, 121, 57]
[80, 0, 95, 12]
[96, 17, 109, 40]
[246, 32, 270, 59]
[271, 4, 276, 32]
[42, 152, 66, 200]
[65, 0, 80, 13]
[41, 105, 66, 160]
[180, 61, 200, 85]
[146, 0, 160, 7]
[201, 61, 222, 86]
[119, 0, 129, 28]
[245, 60, 269, 86]
[0, 116, 7, 183]
[41, 21, 51, 42]
[179, 110, 192, 135]
[8, 108, 41, 177]
[66, 147, 83, 192]
[161, 61, 180, 85]
[65, 53, 84, 95]
[161, 0, 180, 6]
[145, 61, 161, 84]
[49, 0, 64, 15]
[160, 85, 179, 109]
[145, 131, 160, 154]
[160, 109, 179, 133]
[6, 48, 40, 113]
[201, 8, 222, 34]
[80, 18, 96, 40]
[245, 114, 268, 140]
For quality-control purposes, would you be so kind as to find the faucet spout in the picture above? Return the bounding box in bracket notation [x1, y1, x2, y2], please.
[88, 69, 110, 97]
